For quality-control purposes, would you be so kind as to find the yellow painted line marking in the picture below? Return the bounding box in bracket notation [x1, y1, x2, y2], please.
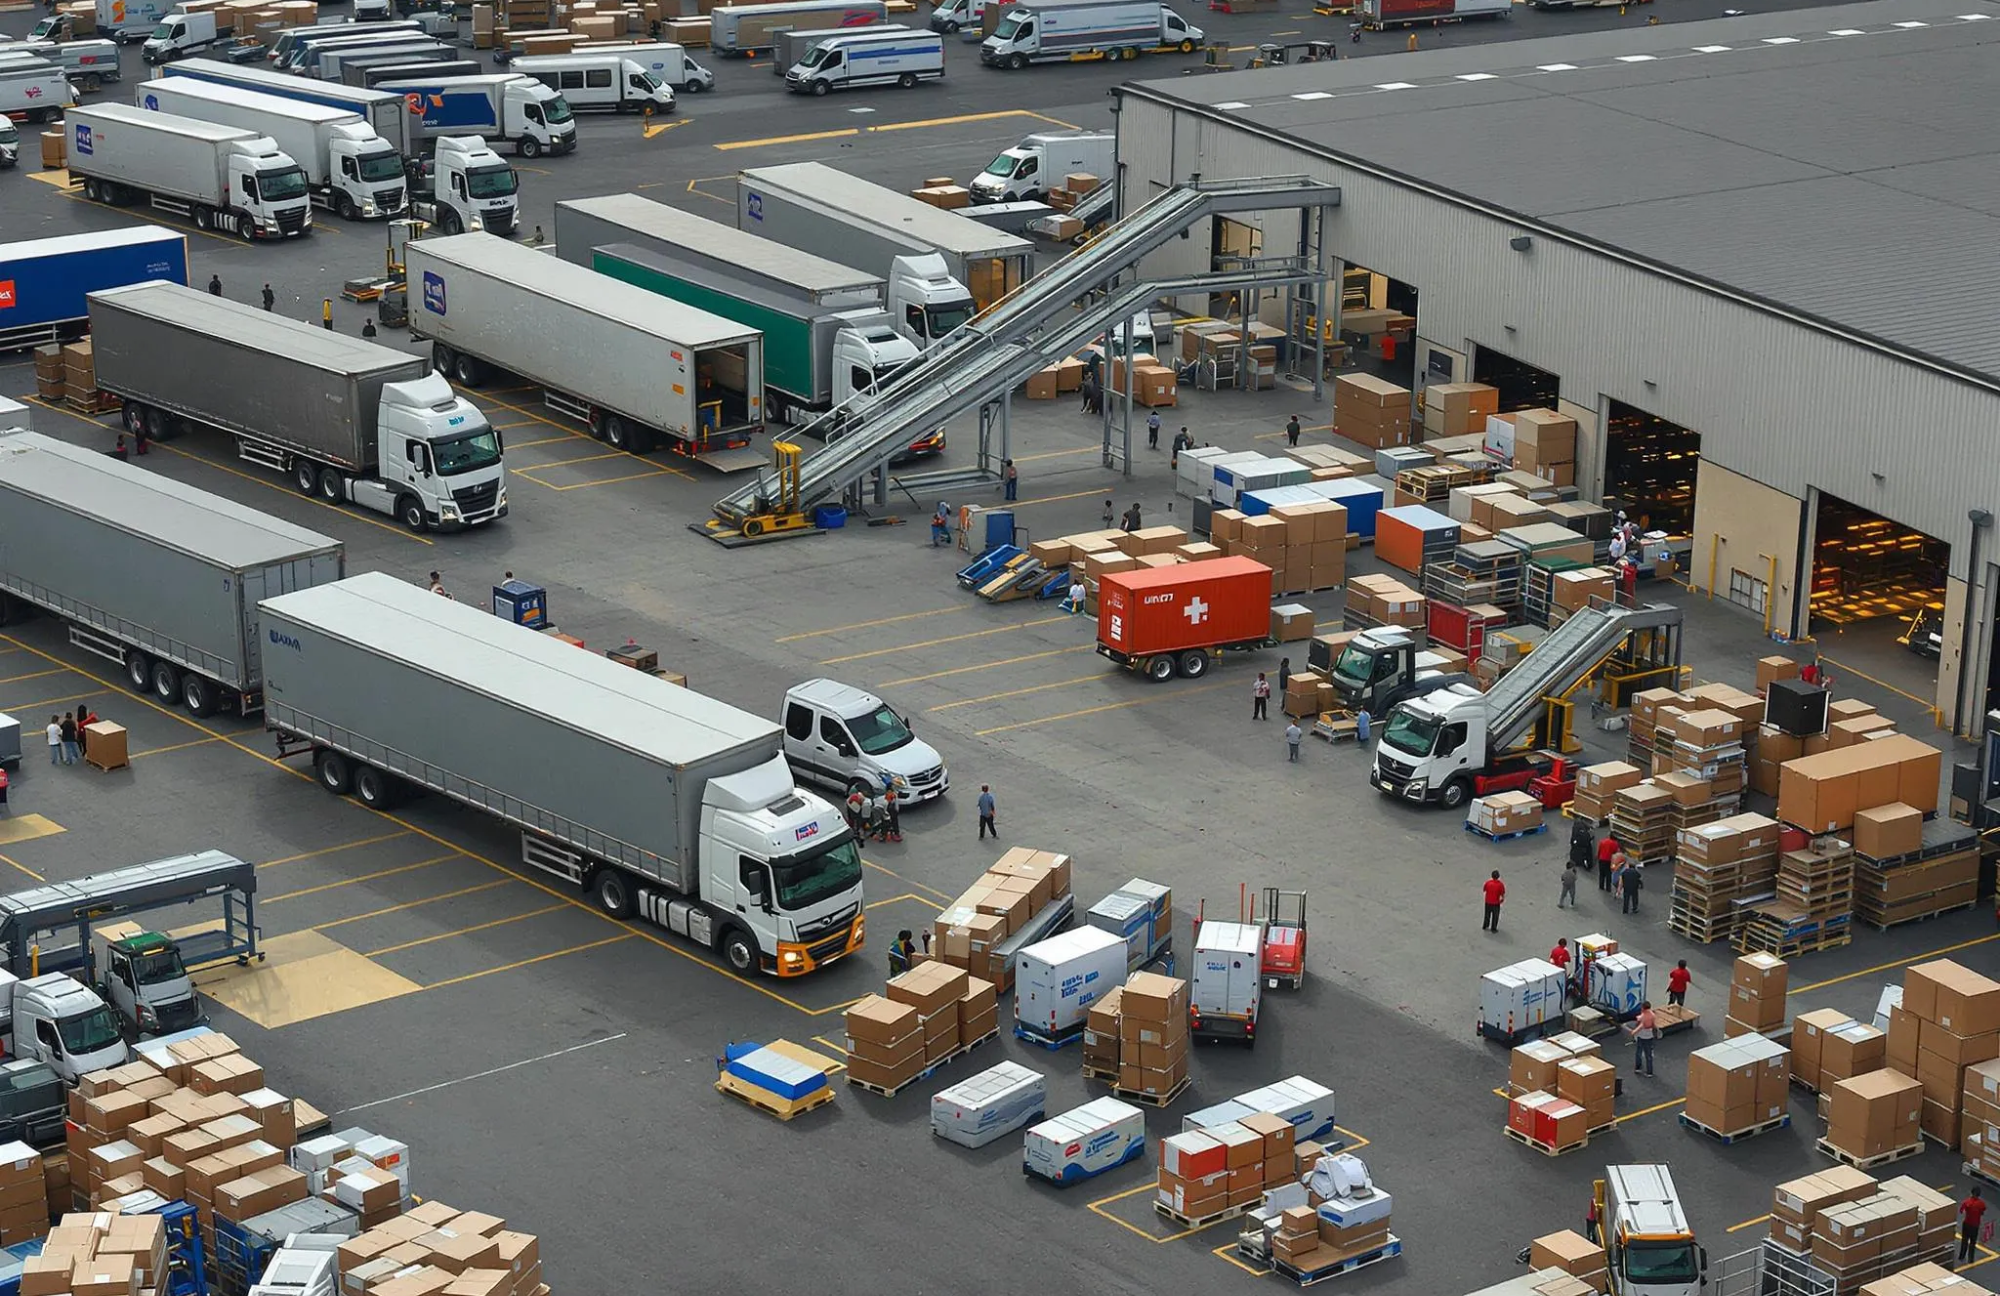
[366, 903, 569, 956]
[260, 831, 411, 870]
[540, 467, 675, 491]
[927, 674, 1103, 711]
[129, 736, 224, 760]
[642, 116, 688, 139]
[473, 390, 694, 481]
[488, 419, 541, 430]
[975, 679, 1231, 736]
[820, 616, 1068, 666]
[1212, 1242, 1268, 1277]
[1010, 488, 1120, 508]
[0, 631, 833, 1019]
[776, 606, 965, 643]
[1332, 1124, 1370, 1150]
[315, 880, 514, 931]
[804, 994, 870, 1018]
[1613, 1097, 1685, 1127]
[862, 859, 955, 903]
[528, 450, 630, 469]
[1792, 931, 2000, 994]
[1013, 446, 1100, 463]
[1727, 1213, 1770, 1234]
[880, 645, 1093, 687]
[1816, 653, 1944, 725]
[685, 175, 735, 206]
[0, 852, 43, 882]
[808, 1035, 849, 1073]
[716, 126, 859, 150]
[151, 442, 434, 546]
[867, 108, 1078, 133]
[264, 854, 458, 903]
[53, 185, 249, 247]
[0, 668, 70, 687]
[1, 689, 107, 715]
[1087, 1178, 1240, 1244]
[865, 892, 923, 909]
[420, 933, 635, 991]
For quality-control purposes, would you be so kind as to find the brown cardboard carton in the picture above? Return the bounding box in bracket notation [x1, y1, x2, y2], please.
[1121, 972, 1187, 1022]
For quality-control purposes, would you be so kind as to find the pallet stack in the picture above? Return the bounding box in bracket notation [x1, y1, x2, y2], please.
[930, 848, 1073, 990]
[1896, 958, 2000, 1149]
[1115, 972, 1190, 1103]
[1526, 1231, 1608, 1293]
[1668, 813, 1780, 945]
[1852, 811, 1981, 930]
[1723, 953, 1789, 1038]
[1683, 1034, 1790, 1140]
[1736, 840, 1855, 958]
[64, 340, 115, 415]
[1333, 373, 1411, 449]
[1959, 1058, 2000, 1184]
[1569, 761, 1642, 824]
[1157, 1109, 1293, 1222]
[1764, 1169, 1956, 1292]
[32, 345, 64, 404]
[1607, 782, 1675, 869]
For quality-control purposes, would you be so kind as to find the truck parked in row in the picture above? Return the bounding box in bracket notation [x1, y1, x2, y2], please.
[272, 20, 434, 72]
[0, 428, 346, 717]
[0, 226, 188, 353]
[408, 233, 766, 469]
[783, 25, 944, 94]
[142, 9, 224, 62]
[969, 129, 1111, 203]
[30, 0, 170, 45]
[513, 53, 676, 111]
[376, 72, 575, 158]
[0, 60, 76, 123]
[89, 282, 507, 533]
[319, 38, 456, 83]
[710, 0, 888, 56]
[68, 104, 313, 241]
[137, 78, 409, 220]
[583, 40, 714, 92]
[0, 974, 127, 1083]
[263, 572, 869, 977]
[980, 0, 1203, 67]
[292, 28, 438, 76]
[1357, 0, 1509, 27]
[409, 135, 519, 234]
[164, 58, 424, 157]
[0, 38, 121, 89]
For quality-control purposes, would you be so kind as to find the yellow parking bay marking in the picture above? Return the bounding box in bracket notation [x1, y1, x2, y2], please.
[366, 903, 568, 957]
[193, 929, 420, 1029]
[315, 880, 514, 932]
[975, 679, 1231, 735]
[928, 675, 1103, 711]
[717, 108, 1077, 152]
[820, 616, 1068, 666]
[264, 854, 458, 903]
[0, 815, 64, 849]
[260, 831, 410, 870]
[879, 645, 1092, 687]
[0, 852, 43, 882]
[776, 607, 965, 643]
[418, 934, 634, 992]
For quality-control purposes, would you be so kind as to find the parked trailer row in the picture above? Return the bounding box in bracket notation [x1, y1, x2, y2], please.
[0, 226, 187, 353]
[67, 104, 313, 241]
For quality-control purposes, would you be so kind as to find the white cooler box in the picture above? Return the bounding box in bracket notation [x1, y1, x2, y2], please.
[1234, 1076, 1335, 1143]
[1022, 1097, 1146, 1185]
[1015, 926, 1126, 1040]
[931, 1062, 1046, 1149]
[1480, 958, 1565, 1034]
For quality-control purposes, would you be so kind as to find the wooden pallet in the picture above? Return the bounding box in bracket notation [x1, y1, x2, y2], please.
[1962, 1160, 2000, 1191]
[1680, 1111, 1790, 1144]
[1464, 821, 1549, 843]
[1503, 1125, 1587, 1157]
[1652, 1004, 1700, 1036]
[1273, 1235, 1403, 1287]
[845, 1029, 999, 1098]
[1113, 1075, 1192, 1108]
[1817, 1136, 1923, 1169]
[714, 1073, 835, 1122]
[1081, 1063, 1120, 1084]
[1154, 1198, 1252, 1230]
[1858, 899, 1977, 931]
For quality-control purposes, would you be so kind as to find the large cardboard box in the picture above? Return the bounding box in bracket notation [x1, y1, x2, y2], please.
[1826, 1070, 1922, 1158]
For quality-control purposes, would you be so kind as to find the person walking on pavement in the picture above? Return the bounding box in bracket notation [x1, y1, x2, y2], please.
[881, 788, 902, 843]
[845, 786, 865, 838]
[1569, 816, 1595, 875]
[1597, 833, 1621, 890]
[1959, 1188, 1987, 1267]
[1253, 673, 1270, 721]
[1481, 870, 1505, 932]
[1003, 459, 1018, 502]
[46, 716, 63, 766]
[1667, 959, 1691, 1008]
[1285, 721, 1303, 762]
[261, 283, 275, 311]
[931, 502, 951, 548]
[207, 274, 223, 297]
[74, 704, 90, 761]
[58, 714, 78, 766]
[1628, 1001, 1658, 1077]
[1559, 860, 1579, 909]
[1355, 706, 1371, 747]
[1277, 657, 1292, 695]
[1620, 858, 1644, 914]
[976, 785, 997, 839]
[1285, 414, 1301, 447]
[1147, 410, 1161, 449]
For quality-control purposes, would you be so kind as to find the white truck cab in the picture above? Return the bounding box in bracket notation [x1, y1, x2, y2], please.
[890, 252, 977, 347]
[1605, 1165, 1705, 1296]
[90, 927, 203, 1036]
[0, 972, 130, 1083]
[969, 130, 1113, 203]
[415, 135, 518, 236]
[782, 678, 949, 802]
[350, 371, 505, 530]
[1370, 684, 1487, 806]
[143, 9, 220, 63]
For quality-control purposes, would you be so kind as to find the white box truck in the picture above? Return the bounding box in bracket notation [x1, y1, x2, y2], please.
[31, 0, 171, 45]
[783, 26, 944, 94]
[374, 72, 575, 159]
[88, 282, 506, 535]
[1023, 1097, 1147, 1185]
[68, 104, 312, 241]
[161, 58, 422, 156]
[141, 9, 223, 63]
[1359, 0, 1509, 26]
[584, 41, 714, 93]
[970, 130, 1112, 203]
[407, 233, 767, 470]
[0, 973, 128, 1083]
[136, 79, 408, 220]
[1190, 920, 1263, 1044]
[710, 0, 889, 56]
[1014, 926, 1126, 1044]
[511, 53, 676, 112]
[408, 135, 519, 236]
[980, 0, 1202, 67]
[739, 160, 1029, 318]
[0, 61, 75, 123]
[261, 572, 868, 977]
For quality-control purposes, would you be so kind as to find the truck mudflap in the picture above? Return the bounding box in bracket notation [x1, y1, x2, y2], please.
[772, 913, 865, 976]
[692, 445, 769, 474]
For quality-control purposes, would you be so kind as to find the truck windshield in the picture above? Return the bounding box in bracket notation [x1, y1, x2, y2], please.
[1380, 708, 1441, 758]
[433, 428, 502, 475]
[359, 151, 405, 183]
[1331, 645, 1379, 691]
[467, 165, 517, 198]
[259, 166, 310, 202]
[0, 124, 16, 147]
[58, 1007, 121, 1057]
[770, 838, 863, 911]
[1623, 1241, 1699, 1285]
[993, 13, 1024, 37]
[848, 704, 913, 755]
[798, 43, 833, 67]
[148, 21, 176, 38]
[131, 948, 187, 986]
[927, 299, 976, 339]
[543, 94, 573, 123]
[983, 154, 1022, 177]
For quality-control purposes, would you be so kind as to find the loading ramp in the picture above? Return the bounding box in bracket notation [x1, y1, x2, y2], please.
[1483, 599, 1683, 751]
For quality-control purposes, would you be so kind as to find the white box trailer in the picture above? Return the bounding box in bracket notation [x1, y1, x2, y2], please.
[930, 1061, 1045, 1148]
[1022, 1097, 1146, 1185]
[710, 0, 888, 55]
[66, 104, 311, 241]
[1014, 926, 1125, 1043]
[1190, 920, 1263, 1044]
[405, 233, 768, 471]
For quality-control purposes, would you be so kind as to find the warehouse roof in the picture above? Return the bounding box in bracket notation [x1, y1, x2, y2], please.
[1123, 0, 2000, 384]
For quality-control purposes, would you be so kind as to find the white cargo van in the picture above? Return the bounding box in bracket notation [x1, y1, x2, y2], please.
[586, 41, 714, 92]
[784, 25, 943, 94]
[512, 53, 676, 111]
[781, 678, 948, 802]
[0, 972, 131, 1083]
[1190, 920, 1263, 1045]
[0, 62, 75, 122]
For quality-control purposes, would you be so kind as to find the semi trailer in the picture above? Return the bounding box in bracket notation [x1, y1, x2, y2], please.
[162, 57, 423, 155]
[88, 281, 506, 533]
[67, 104, 312, 241]
[374, 72, 575, 158]
[0, 429, 345, 717]
[979, 0, 1203, 66]
[0, 226, 187, 353]
[261, 572, 868, 977]
[1356, 0, 1508, 26]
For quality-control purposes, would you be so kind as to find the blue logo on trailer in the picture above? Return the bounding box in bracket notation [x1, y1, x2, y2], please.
[141, 93, 160, 110]
[73, 124, 92, 155]
[746, 193, 762, 223]
[422, 271, 446, 315]
[794, 821, 819, 841]
[268, 630, 302, 652]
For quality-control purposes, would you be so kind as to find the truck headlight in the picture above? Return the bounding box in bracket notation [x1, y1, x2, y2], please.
[138, 1003, 156, 1027]
[361, 200, 377, 217]
[853, 915, 865, 944]
[782, 950, 803, 968]
[496, 486, 508, 507]
[890, 774, 909, 791]
[439, 503, 461, 521]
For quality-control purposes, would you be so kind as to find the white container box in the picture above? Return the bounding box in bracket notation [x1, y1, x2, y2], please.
[931, 1062, 1046, 1149]
[1190, 920, 1263, 1031]
[1087, 892, 1152, 971]
[1015, 926, 1126, 1040]
[1183, 1099, 1255, 1133]
[1178, 444, 1229, 498]
[1480, 958, 1564, 1033]
[1590, 952, 1647, 1017]
[350, 1134, 409, 1193]
[1022, 1097, 1146, 1185]
[1234, 1076, 1336, 1143]
[1483, 412, 1516, 460]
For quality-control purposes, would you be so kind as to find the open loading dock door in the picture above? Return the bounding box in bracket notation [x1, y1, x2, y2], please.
[1471, 345, 1559, 414]
[1604, 399, 1699, 533]
[1810, 492, 1947, 636]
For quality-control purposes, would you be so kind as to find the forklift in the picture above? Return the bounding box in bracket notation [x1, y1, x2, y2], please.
[1255, 888, 1307, 991]
[702, 442, 819, 544]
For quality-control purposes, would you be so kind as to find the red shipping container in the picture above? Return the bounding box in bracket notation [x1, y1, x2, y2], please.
[1098, 557, 1273, 657]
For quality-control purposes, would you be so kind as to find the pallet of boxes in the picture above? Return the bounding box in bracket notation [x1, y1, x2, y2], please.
[1080, 970, 1190, 1105]
[1257, 1152, 1402, 1282]
[842, 962, 999, 1098]
[1158, 1107, 1293, 1229]
[1522, 1231, 1609, 1295]
[928, 847, 1074, 992]
[1681, 1023, 1791, 1143]
[1503, 1036, 1616, 1156]
[1761, 1166, 1959, 1293]
[1333, 374, 1411, 450]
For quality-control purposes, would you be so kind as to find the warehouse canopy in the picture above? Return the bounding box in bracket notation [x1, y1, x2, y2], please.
[1122, 0, 2000, 384]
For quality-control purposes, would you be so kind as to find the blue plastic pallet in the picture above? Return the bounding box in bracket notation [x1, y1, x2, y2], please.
[1465, 821, 1549, 843]
[1014, 1021, 1086, 1050]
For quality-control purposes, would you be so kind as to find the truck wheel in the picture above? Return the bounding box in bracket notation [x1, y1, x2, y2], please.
[144, 408, 169, 442]
[898, 72, 917, 87]
[125, 650, 151, 692]
[180, 673, 214, 718]
[1008, 52, 1027, 68]
[432, 343, 455, 373]
[451, 352, 482, 386]
[315, 750, 353, 795]
[337, 195, 357, 220]
[353, 764, 398, 809]
[1439, 778, 1471, 810]
[720, 927, 758, 974]
[440, 209, 463, 236]
[811, 79, 829, 95]
[317, 468, 347, 503]
[396, 496, 428, 533]
[292, 459, 319, 494]
[1144, 656, 1175, 682]
[683, 77, 705, 92]
[237, 218, 255, 244]
[602, 415, 632, 450]
[82, 177, 101, 202]
[82, 73, 100, 92]
[518, 136, 542, 159]
[1122, 46, 1139, 59]
[1179, 37, 1194, 51]
[1177, 650, 1210, 679]
[593, 869, 636, 918]
[151, 661, 181, 706]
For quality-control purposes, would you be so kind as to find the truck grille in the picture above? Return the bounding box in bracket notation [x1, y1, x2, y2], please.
[153, 997, 201, 1033]
[807, 928, 853, 965]
[376, 189, 406, 214]
[276, 210, 309, 236]
[453, 480, 500, 511]
[795, 902, 858, 942]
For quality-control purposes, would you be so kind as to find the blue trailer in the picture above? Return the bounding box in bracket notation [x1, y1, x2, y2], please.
[0, 226, 188, 352]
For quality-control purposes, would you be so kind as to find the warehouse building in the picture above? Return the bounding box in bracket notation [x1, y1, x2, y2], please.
[1113, 0, 2000, 731]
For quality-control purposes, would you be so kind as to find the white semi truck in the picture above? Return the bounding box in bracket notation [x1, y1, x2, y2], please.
[136, 78, 409, 220]
[979, 0, 1202, 67]
[67, 104, 312, 241]
[262, 573, 868, 977]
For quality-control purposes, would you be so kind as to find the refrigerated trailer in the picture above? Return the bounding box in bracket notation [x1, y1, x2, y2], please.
[0, 226, 187, 352]
[161, 58, 421, 156]
[407, 233, 767, 470]
[261, 572, 868, 977]
[88, 281, 506, 533]
[1356, 0, 1508, 26]
[0, 429, 344, 717]
[67, 104, 313, 241]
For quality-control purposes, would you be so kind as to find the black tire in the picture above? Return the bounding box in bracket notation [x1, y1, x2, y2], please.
[180, 673, 214, 717]
[1144, 656, 1175, 682]
[1008, 52, 1027, 68]
[518, 135, 542, 159]
[440, 208, 462, 235]
[720, 926, 757, 974]
[82, 177, 101, 201]
[811, 79, 828, 95]
[594, 868, 636, 918]
[603, 415, 631, 450]
[317, 467, 345, 503]
[82, 73, 100, 92]
[1177, 650, 1210, 679]
[451, 351, 482, 386]
[144, 407, 168, 441]
[125, 650, 150, 692]
[337, 194, 357, 220]
[397, 496, 428, 533]
[898, 72, 917, 87]
[1439, 778, 1471, 810]
[151, 661, 180, 705]
[315, 749, 353, 795]
[684, 77, 705, 92]
[237, 216, 254, 244]
[432, 343, 455, 373]
[353, 763, 396, 809]
[293, 459, 318, 494]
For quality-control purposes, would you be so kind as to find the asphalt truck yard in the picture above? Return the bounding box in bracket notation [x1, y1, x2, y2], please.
[0, 0, 1996, 1291]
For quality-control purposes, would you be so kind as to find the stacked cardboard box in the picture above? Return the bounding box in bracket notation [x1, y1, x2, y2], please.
[1827, 1070, 1923, 1162]
[1506, 1089, 1589, 1152]
[1853, 808, 1979, 929]
[1423, 382, 1499, 437]
[64, 340, 114, 414]
[1344, 573, 1425, 631]
[895, 961, 968, 1065]
[334, 1203, 542, 1296]
[1333, 374, 1411, 449]
[1528, 1231, 1609, 1292]
[930, 848, 1074, 989]
[1509, 409, 1578, 487]
[1725, 952, 1789, 1038]
[32, 345, 65, 403]
[1555, 1055, 1617, 1132]
[1570, 761, 1643, 822]
[1768, 1168, 1955, 1290]
[1861, 1263, 1995, 1296]
[1777, 735, 1943, 834]
[1737, 839, 1855, 958]
[1270, 604, 1315, 643]
[0, 1142, 43, 1247]
[1282, 670, 1331, 720]
[1082, 986, 1125, 1077]
[1119, 972, 1189, 1100]
[1683, 1035, 1788, 1135]
[1961, 1059, 2000, 1181]
[842, 995, 925, 1095]
[1607, 782, 1676, 869]
[1669, 813, 1780, 944]
[1157, 1110, 1288, 1217]
[1901, 959, 2000, 1147]
[1274, 1156, 1392, 1270]
[1264, 500, 1348, 592]
[1468, 791, 1543, 838]
[1792, 1008, 1855, 1091]
[910, 184, 971, 210]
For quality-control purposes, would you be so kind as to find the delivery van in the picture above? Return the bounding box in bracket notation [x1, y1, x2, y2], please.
[781, 678, 948, 802]
[784, 25, 943, 94]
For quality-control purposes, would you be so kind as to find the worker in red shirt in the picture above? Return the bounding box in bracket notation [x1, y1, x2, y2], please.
[1481, 870, 1505, 932]
[1667, 959, 1692, 1009]
[1960, 1187, 1986, 1266]
[1596, 834, 1621, 892]
[1549, 938, 1570, 973]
